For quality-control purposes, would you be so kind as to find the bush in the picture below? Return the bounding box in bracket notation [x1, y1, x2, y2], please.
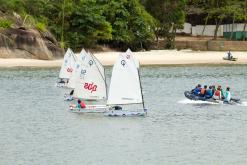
[35, 22, 46, 32]
[0, 18, 12, 28]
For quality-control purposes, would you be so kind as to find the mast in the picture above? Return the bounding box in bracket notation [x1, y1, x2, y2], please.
[137, 65, 145, 109]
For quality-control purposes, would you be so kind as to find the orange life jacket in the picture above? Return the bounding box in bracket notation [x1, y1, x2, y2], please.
[200, 88, 206, 95]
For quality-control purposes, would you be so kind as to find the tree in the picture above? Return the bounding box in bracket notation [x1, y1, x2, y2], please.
[69, 0, 112, 48]
[102, 0, 155, 50]
[144, 0, 186, 48]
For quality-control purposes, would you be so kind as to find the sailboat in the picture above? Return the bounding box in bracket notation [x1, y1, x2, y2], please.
[56, 48, 77, 88]
[69, 50, 108, 113]
[104, 50, 147, 117]
[64, 49, 88, 100]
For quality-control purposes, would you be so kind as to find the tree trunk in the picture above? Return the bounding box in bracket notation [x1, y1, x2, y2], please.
[214, 18, 222, 40]
[230, 13, 235, 40]
[61, 0, 66, 48]
[202, 13, 209, 36]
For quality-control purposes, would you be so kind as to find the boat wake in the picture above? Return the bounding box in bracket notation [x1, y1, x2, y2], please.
[238, 101, 247, 107]
[178, 99, 219, 105]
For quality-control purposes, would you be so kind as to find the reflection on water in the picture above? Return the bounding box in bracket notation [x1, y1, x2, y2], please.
[0, 66, 247, 165]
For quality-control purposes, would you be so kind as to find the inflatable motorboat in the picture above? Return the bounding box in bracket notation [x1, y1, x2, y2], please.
[184, 91, 241, 105]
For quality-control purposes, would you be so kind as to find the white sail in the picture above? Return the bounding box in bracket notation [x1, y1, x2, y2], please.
[59, 48, 77, 79]
[67, 50, 88, 88]
[74, 51, 106, 100]
[67, 60, 81, 89]
[107, 53, 143, 105]
[88, 51, 105, 80]
[126, 48, 139, 68]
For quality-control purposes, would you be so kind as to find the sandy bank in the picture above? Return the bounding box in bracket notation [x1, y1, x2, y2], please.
[0, 50, 247, 67]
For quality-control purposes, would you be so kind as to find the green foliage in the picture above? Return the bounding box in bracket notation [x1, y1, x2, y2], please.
[0, 18, 12, 28]
[1, 0, 245, 49]
[69, 0, 112, 48]
[103, 0, 155, 50]
[144, 0, 186, 48]
[35, 22, 46, 32]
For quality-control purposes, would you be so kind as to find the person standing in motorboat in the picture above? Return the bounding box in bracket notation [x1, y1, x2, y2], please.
[213, 86, 221, 100]
[205, 86, 213, 99]
[224, 87, 231, 103]
[199, 85, 207, 97]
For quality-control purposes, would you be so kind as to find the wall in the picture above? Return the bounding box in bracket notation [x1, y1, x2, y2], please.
[176, 23, 192, 34]
[175, 40, 247, 51]
[192, 25, 223, 37]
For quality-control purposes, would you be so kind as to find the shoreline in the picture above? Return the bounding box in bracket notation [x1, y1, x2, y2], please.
[0, 50, 247, 68]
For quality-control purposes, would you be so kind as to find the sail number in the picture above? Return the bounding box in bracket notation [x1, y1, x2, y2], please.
[67, 68, 73, 72]
[84, 83, 97, 93]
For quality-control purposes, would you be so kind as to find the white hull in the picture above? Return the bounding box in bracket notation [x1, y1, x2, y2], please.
[104, 109, 147, 117]
[56, 83, 68, 88]
[70, 105, 108, 113]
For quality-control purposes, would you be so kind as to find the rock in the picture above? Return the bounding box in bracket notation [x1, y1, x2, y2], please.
[0, 27, 64, 59]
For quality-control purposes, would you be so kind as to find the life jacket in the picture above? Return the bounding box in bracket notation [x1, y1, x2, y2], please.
[200, 88, 206, 95]
[224, 91, 231, 102]
[194, 87, 201, 95]
[80, 102, 86, 109]
[214, 90, 221, 97]
[205, 89, 213, 97]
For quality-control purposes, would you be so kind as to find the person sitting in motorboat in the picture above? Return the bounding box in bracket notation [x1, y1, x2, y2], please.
[205, 86, 213, 99]
[219, 85, 225, 100]
[224, 87, 231, 103]
[213, 86, 221, 100]
[199, 85, 207, 97]
[193, 84, 202, 96]
[211, 85, 216, 94]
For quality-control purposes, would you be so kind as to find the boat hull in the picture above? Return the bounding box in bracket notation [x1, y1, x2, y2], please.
[104, 109, 147, 117]
[223, 57, 238, 61]
[184, 91, 241, 105]
[55, 83, 68, 88]
[70, 105, 108, 113]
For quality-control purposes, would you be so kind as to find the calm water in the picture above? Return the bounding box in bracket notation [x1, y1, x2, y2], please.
[0, 66, 247, 165]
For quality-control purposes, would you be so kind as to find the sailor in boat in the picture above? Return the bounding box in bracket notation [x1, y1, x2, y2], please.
[211, 85, 216, 94]
[205, 86, 213, 99]
[70, 99, 86, 110]
[213, 86, 222, 100]
[111, 106, 122, 110]
[199, 85, 207, 97]
[192, 84, 202, 96]
[65, 89, 74, 101]
[58, 78, 66, 84]
[224, 87, 231, 103]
